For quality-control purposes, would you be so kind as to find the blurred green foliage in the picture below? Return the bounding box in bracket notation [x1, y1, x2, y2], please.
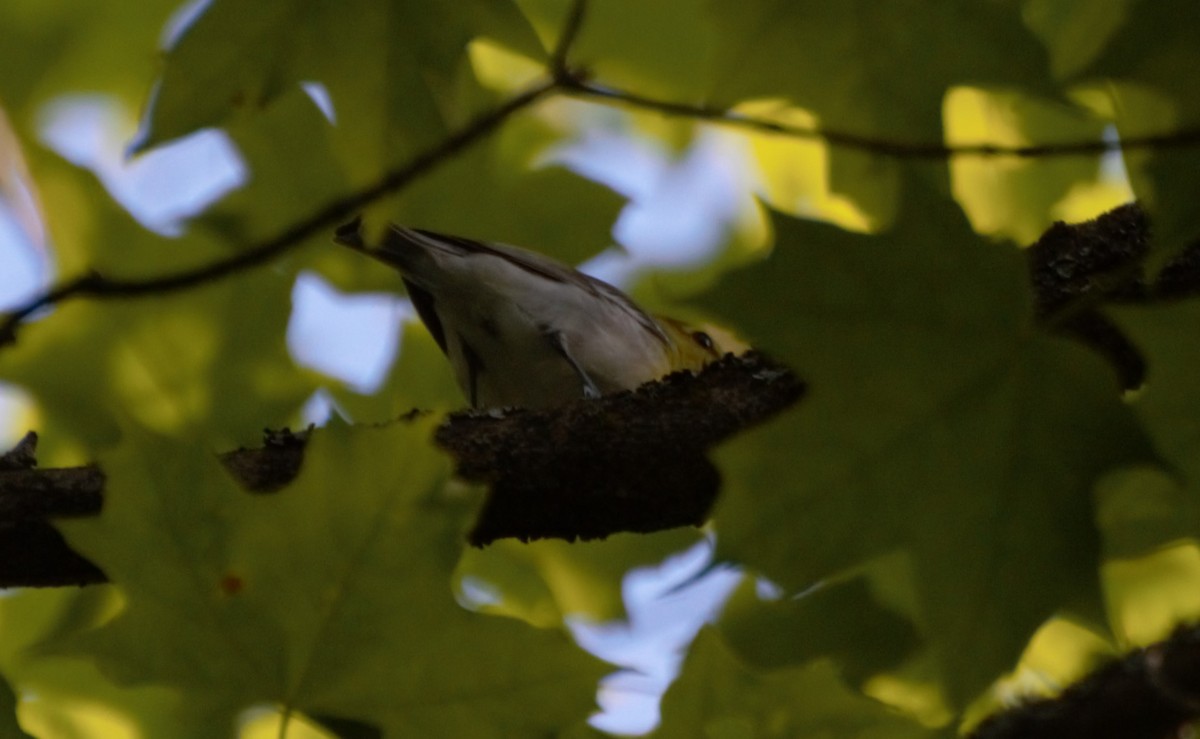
[1, 0, 1199, 736]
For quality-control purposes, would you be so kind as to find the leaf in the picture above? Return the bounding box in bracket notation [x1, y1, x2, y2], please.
[1098, 302, 1200, 555]
[130, 0, 626, 284]
[1094, 466, 1199, 560]
[0, 160, 317, 456]
[707, 1, 1054, 133]
[329, 321, 465, 421]
[717, 575, 921, 684]
[386, 123, 628, 268]
[457, 529, 704, 626]
[0, 671, 33, 739]
[51, 419, 608, 736]
[732, 102, 876, 231]
[1104, 544, 1200, 647]
[654, 629, 934, 739]
[200, 79, 625, 295]
[1022, 0, 1134, 81]
[196, 90, 353, 244]
[944, 88, 1108, 245]
[1083, 0, 1200, 119]
[134, 0, 541, 154]
[1107, 83, 1200, 262]
[699, 168, 1156, 705]
[0, 588, 218, 739]
[1081, 0, 1200, 258]
[0, 0, 181, 116]
[566, 0, 719, 100]
[704, 0, 1056, 226]
[1112, 303, 1200, 466]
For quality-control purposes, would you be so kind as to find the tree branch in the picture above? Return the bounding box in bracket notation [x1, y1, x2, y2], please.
[4, 0, 1197, 347]
[0, 352, 803, 587]
[559, 76, 1200, 159]
[1, 203, 1194, 585]
[0, 1, 604, 349]
[2, 201, 1194, 587]
[0, 79, 557, 348]
[1026, 202, 1200, 390]
[443, 352, 802, 545]
[970, 627, 1200, 739]
[549, 0, 588, 79]
[2, 201, 1200, 734]
[0, 0, 604, 350]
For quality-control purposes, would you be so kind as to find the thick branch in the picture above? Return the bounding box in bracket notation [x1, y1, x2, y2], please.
[2, 201, 1196, 587]
[1026, 202, 1200, 390]
[442, 352, 802, 544]
[0, 352, 802, 586]
[2, 202, 1200, 735]
[970, 627, 1200, 739]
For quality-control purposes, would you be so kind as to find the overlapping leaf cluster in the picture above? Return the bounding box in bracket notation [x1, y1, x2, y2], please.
[1, 0, 1199, 737]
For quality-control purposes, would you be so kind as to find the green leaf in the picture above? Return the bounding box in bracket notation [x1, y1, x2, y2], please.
[945, 89, 1108, 244]
[387, 130, 628, 269]
[1094, 466, 1198, 560]
[0, 588, 216, 739]
[202, 84, 625, 299]
[1107, 83, 1200, 262]
[705, 1, 1056, 227]
[196, 90, 353, 245]
[0, 160, 317, 456]
[654, 629, 935, 739]
[1100, 302, 1200, 554]
[718, 575, 921, 684]
[566, 0, 719, 100]
[0, 0, 181, 119]
[134, 0, 541, 154]
[51, 419, 607, 735]
[1081, 1, 1200, 258]
[1084, 0, 1200, 119]
[1110, 301, 1200, 472]
[457, 529, 705, 626]
[0, 671, 33, 739]
[708, 1, 1054, 132]
[1023, 0, 1134, 81]
[699, 170, 1155, 704]
[330, 321, 466, 421]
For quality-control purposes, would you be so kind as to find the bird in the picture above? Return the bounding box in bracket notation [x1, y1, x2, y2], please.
[333, 218, 745, 409]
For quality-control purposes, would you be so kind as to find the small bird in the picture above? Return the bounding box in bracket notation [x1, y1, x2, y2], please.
[334, 218, 745, 408]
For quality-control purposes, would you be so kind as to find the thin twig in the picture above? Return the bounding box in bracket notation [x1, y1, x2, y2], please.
[561, 77, 1200, 159]
[0, 79, 557, 348]
[0, 2, 589, 347]
[5, 2, 1200, 346]
[550, 0, 587, 78]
